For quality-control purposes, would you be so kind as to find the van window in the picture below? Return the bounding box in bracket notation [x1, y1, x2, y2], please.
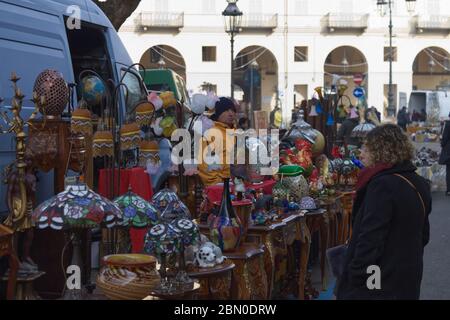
[120, 69, 148, 116]
[175, 76, 191, 105]
[147, 83, 171, 92]
[65, 21, 114, 117]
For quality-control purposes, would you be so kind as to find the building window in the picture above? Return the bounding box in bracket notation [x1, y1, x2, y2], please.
[384, 47, 397, 62]
[294, 46, 308, 62]
[200, 82, 217, 93]
[202, 46, 216, 62]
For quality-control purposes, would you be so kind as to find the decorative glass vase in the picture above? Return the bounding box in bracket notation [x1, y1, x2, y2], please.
[208, 178, 242, 252]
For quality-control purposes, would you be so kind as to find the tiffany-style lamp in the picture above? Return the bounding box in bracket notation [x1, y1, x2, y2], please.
[169, 218, 200, 286]
[152, 188, 191, 222]
[144, 222, 179, 293]
[114, 187, 160, 253]
[114, 187, 160, 228]
[32, 183, 123, 299]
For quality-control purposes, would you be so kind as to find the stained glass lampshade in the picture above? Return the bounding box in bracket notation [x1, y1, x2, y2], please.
[160, 200, 191, 223]
[351, 122, 376, 138]
[152, 188, 191, 222]
[144, 223, 179, 256]
[114, 189, 160, 228]
[32, 183, 123, 230]
[169, 218, 200, 247]
[168, 218, 200, 285]
[152, 188, 179, 211]
[32, 183, 123, 300]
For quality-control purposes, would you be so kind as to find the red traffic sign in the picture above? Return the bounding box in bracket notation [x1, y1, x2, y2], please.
[353, 73, 364, 86]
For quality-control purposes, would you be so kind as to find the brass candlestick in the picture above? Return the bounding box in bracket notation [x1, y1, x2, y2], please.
[1, 73, 42, 266]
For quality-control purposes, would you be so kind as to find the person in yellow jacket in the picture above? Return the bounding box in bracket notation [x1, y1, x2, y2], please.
[198, 97, 238, 186]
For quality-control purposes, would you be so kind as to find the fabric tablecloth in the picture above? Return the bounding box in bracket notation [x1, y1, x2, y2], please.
[98, 167, 154, 253]
[205, 179, 276, 203]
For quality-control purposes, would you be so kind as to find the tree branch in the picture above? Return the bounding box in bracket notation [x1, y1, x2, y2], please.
[93, 0, 141, 30]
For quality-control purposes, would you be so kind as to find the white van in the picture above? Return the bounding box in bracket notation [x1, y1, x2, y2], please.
[0, 0, 147, 212]
[0, 0, 153, 298]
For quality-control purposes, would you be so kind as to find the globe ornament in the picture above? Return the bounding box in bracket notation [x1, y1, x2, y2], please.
[33, 69, 69, 116]
[80, 75, 106, 107]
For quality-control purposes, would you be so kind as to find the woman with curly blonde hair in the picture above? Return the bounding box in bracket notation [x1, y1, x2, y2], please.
[336, 124, 432, 300]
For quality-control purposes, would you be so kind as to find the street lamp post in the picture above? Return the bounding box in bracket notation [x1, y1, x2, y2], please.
[377, 0, 416, 118]
[222, 0, 243, 100]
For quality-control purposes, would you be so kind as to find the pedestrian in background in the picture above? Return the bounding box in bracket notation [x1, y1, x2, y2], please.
[397, 106, 410, 131]
[336, 124, 432, 300]
[238, 117, 250, 130]
[336, 107, 360, 147]
[439, 112, 450, 196]
[370, 106, 381, 122]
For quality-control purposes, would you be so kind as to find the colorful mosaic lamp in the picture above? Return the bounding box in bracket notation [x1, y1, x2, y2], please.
[152, 188, 191, 222]
[144, 222, 180, 293]
[114, 187, 160, 228]
[32, 182, 123, 299]
[169, 218, 200, 286]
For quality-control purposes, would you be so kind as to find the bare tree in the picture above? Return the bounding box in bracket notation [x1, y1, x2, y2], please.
[93, 0, 141, 30]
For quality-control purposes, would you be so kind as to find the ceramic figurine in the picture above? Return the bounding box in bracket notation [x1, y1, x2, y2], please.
[194, 242, 226, 268]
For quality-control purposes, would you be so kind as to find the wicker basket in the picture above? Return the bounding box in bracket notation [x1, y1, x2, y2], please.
[96, 254, 161, 300]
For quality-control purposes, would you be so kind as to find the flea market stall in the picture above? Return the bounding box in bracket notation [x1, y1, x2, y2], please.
[0, 69, 375, 300]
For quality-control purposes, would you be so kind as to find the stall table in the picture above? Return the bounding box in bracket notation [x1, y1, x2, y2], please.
[226, 243, 268, 300]
[187, 260, 235, 299]
[246, 220, 288, 299]
[145, 281, 201, 300]
[304, 208, 329, 291]
[317, 194, 344, 247]
[1, 271, 45, 300]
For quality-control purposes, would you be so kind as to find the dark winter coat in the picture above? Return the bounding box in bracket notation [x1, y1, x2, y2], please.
[397, 109, 410, 126]
[336, 161, 432, 300]
[337, 118, 360, 146]
[439, 120, 450, 165]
